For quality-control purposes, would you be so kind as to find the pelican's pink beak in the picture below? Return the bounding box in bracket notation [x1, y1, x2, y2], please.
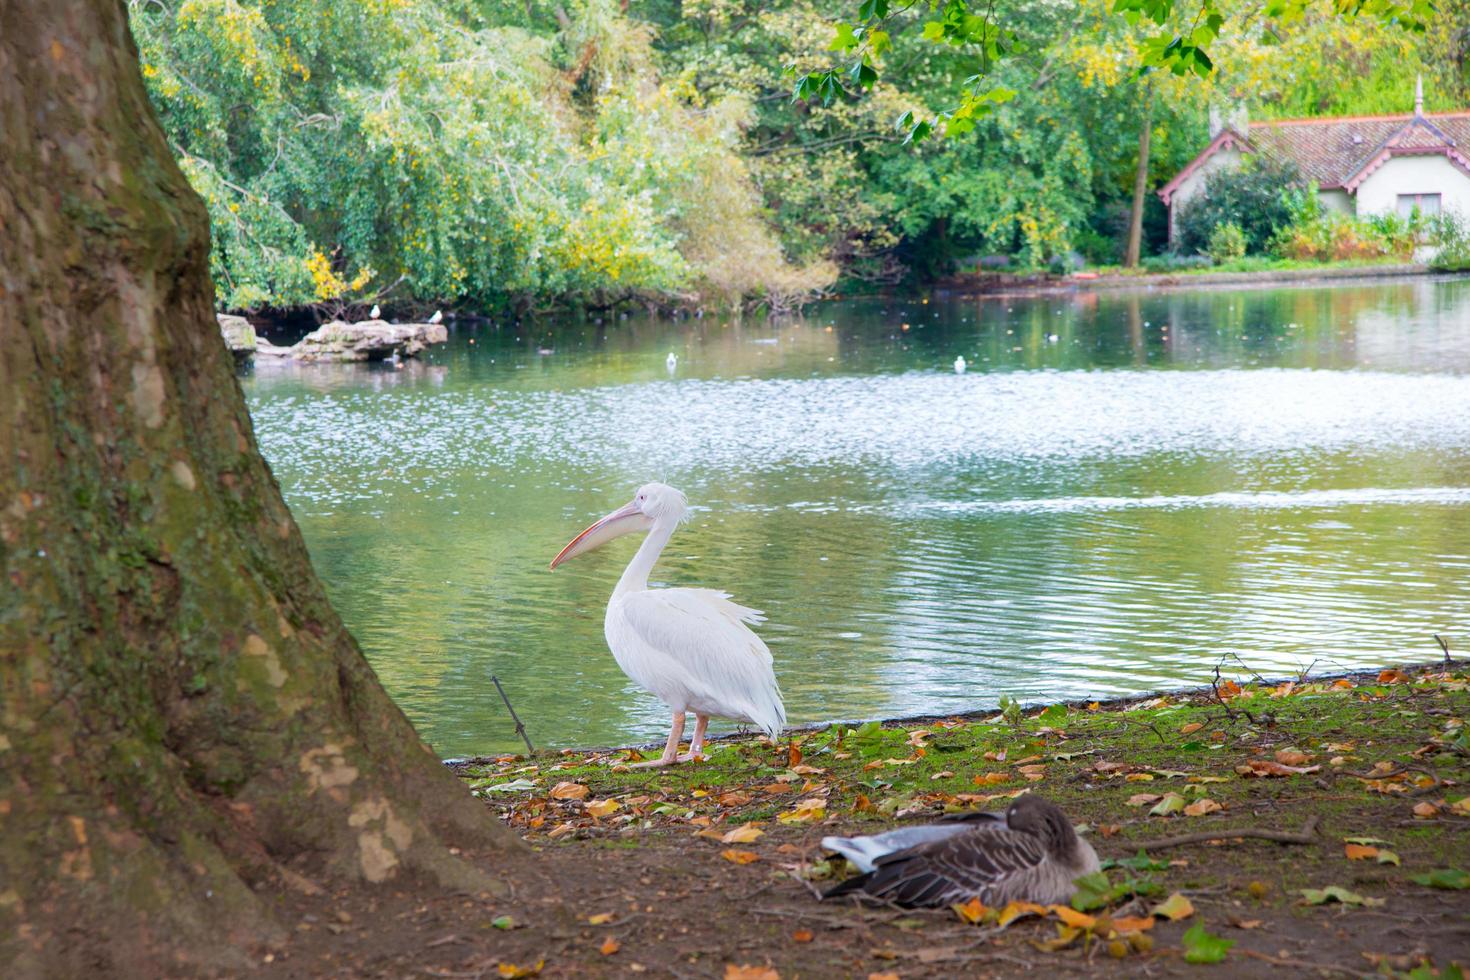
[549, 500, 651, 569]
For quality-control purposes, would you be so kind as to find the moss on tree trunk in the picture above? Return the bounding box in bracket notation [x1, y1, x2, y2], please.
[0, 2, 515, 975]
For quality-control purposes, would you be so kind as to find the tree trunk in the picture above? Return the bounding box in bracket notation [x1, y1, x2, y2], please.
[1124, 85, 1154, 268]
[0, 2, 515, 975]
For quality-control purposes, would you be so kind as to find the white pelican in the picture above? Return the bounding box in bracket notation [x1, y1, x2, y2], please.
[550, 483, 785, 766]
[953, 355, 966, 374]
[822, 795, 1098, 907]
[428, 309, 444, 324]
[369, 304, 381, 319]
[666, 351, 678, 373]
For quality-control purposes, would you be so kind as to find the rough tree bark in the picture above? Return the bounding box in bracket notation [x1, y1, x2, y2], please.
[1124, 85, 1154, 269]
[0, 2, 515, 975]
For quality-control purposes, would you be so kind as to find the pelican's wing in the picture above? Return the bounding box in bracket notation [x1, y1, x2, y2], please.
[617, 588, 785, 735]
[823, 827, 1049, 907]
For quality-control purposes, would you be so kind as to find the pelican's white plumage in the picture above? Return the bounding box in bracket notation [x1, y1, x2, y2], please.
[551, 483, 785, 766]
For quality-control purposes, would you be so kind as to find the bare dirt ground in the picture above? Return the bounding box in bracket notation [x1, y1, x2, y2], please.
[251, 663, 1469, 979]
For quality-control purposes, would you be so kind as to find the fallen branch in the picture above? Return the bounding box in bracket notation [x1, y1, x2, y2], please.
[1127, 815, 1319, 852]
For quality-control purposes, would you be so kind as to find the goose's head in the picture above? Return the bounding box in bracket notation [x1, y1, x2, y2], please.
[1005, 795, 1082, 856]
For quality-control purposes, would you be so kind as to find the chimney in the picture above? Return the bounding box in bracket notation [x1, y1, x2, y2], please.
[1228, 104, 1249, 135]
[1209, 103, 1249, 139]
[1415, 75, 1424, 116]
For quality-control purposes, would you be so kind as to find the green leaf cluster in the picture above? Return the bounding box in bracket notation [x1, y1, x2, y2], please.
[128, 0, 828, 312]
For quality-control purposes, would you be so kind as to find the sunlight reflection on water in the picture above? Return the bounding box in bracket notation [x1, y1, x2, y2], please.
[244, 278, 1470, 755]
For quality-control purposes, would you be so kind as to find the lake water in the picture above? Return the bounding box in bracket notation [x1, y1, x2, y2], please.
[242, 276, 1470, 757]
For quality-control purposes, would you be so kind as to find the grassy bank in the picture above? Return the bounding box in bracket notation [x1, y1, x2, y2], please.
[442, 662, 1469, 978]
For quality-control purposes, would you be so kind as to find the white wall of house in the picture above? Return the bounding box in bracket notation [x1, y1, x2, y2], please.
[1168, 146, 1244, 241]
[1317, 189, 1354, 216]
[1355, 155, 1470, 219]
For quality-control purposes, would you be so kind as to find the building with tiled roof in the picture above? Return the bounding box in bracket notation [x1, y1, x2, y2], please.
[1159, 80, 1470, 243]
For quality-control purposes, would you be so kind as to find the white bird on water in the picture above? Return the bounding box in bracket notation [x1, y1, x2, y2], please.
[666, 351, 678, 373]
[369, 304, 381, 319]
[428, 309, 443, 324]
[953, 355, 966, 374]
[550, 483, 785, 767]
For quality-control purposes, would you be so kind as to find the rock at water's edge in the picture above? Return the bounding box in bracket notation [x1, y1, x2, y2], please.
[218, 314, 257, 362]
[287, 320, 448, 362]
[227, 317, 449, 363]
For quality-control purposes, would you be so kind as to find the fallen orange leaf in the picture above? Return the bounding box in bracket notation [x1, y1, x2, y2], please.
[585, 799, 620, 818]
[788, 741, 802, 767]
[1344, 844, 1379, 861]
[724, 965, 779, 980]
[722, 825, 765, 844]
[791, 929, 813, 943]
[497, 961, 544, 979]
[599, 937, 620, 956]
[1150, 893, 1194, 921]
[1183, 798, 1222, 817]
[587, 913, 614, 925]
[1126, 793, 1161, 807]
[868, 974, 900, 980]
[1412, 801, 1440, 818]
[720, 849, 759, 865]
[973, 772, 1010, 786]
[1050, 905, 1097, 930]
[549, 782, 589, 801]
[1274, 748, 1311, 766]
[1110, 916, 1155, 933]
[996, 900, 1047, 926]
[951, 897, 988, 924]
[1179, 722, 1204, 735]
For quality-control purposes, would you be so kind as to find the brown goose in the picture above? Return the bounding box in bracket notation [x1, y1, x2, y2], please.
[821, 794, 1099, 907]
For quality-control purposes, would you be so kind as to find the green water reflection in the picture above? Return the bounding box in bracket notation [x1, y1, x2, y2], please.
[243, 276, 1470, 756]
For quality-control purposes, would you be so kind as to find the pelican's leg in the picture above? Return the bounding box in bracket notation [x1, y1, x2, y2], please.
[678, 714, 709, 762]
[629, 710, 685, 768]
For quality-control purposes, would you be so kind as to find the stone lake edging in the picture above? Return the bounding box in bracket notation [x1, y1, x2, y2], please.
[1072, 262, 1433, 292]
[443, 657, 1461, 764]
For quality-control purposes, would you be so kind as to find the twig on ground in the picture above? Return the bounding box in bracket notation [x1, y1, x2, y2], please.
[1211, 663, 1258, 725]
[1127, 815, 1319, 852]
[1238, 949, 1359, 976]
[1435, 633, 1452, 665]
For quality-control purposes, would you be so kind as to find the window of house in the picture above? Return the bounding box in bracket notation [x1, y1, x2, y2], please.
[1397, 193, 1442, 217]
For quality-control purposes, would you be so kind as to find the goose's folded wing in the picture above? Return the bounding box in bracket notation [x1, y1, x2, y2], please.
[824, 829, 1047, 907]
[822, 823, 972, 873]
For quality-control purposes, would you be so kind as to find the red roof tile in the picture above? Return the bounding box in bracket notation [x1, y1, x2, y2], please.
[1246, 112, 1470, 188]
